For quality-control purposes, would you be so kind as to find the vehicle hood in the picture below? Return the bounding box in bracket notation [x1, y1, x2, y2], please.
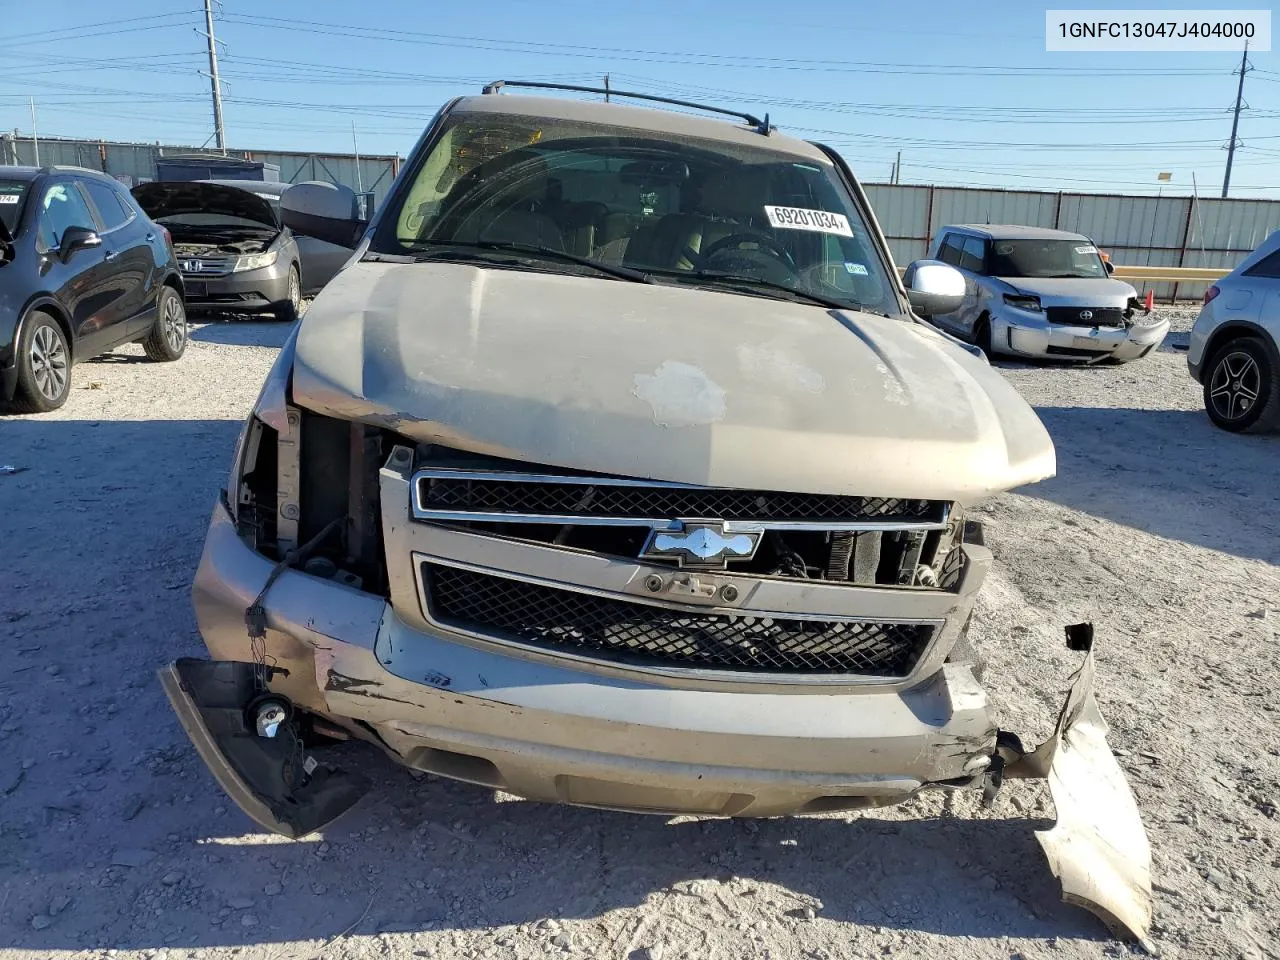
[995, 276, 1137, 305]
[291, 261, 1056, 502]
[131, 181, 279, 228]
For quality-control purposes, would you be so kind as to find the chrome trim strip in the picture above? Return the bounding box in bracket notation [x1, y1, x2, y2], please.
[417, 467, 707, 489]
[411, 468, 951, 532]
[411, 553, 942, 686]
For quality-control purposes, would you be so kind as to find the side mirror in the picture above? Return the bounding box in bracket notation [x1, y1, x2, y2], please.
[903, 259, 965, 316]
[281, 181, 366, 249]
[1104, 260, 1115, 275]
[58, 225, 102, 262]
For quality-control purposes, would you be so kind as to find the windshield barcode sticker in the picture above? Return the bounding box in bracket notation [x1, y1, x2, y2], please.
[0, 194, 19, 204]
[1075, 245, 1097, 255]
[764, 205, 853, 237]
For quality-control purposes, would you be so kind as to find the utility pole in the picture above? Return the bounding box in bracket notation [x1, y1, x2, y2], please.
[1222, 41, 1249, 198]
[201, 0, 227, 154]
[29, 97, 38, 167]
[892, 151, 901, 185]
[352, 121, 363, 191]
[603, 74, 610, 102]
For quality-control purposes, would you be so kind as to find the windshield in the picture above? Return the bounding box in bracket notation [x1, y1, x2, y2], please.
[988, 238, 1107, 279]
[374, 112, 898, 314]
[0, 179, 30, 236]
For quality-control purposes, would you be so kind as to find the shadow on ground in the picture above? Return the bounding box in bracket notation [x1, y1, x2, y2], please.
[1020, 405, 1280, 564]
[189, 320, 296, 348]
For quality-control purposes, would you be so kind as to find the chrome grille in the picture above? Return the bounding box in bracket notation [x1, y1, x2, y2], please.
[180, 256, 234, 278]
[1044, 306, 1125, 327]
[415, 470, 947, 529]
[422, 562, 935, 677]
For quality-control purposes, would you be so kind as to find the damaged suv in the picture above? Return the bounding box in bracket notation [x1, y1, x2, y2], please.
[162, 83, 1152, 943]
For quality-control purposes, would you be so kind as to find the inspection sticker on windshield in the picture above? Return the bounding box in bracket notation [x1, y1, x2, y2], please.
[764, 205, 853, 237]
[1075, 245, 1097, 255]
[844, 262, 868, 275]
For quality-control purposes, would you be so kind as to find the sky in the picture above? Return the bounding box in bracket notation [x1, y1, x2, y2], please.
[0, 0, 1277, 196]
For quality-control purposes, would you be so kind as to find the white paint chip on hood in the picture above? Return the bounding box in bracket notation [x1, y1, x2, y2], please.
[633, 361, 727, 428]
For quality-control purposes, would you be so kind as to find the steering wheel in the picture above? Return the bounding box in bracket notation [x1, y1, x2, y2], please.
[699, 232, 796, 270]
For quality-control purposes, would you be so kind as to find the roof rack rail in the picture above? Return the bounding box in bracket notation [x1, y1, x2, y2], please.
[481, 80, 772, 135]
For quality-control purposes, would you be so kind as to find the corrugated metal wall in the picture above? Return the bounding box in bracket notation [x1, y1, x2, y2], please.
[865, 183, 1280, 300]
[0, 134, 401, 210]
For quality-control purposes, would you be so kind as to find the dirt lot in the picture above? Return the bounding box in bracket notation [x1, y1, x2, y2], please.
[1, 309, 1278, 960]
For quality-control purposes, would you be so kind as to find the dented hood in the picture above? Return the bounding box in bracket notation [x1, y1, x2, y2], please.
[291, 261, 1056, 502]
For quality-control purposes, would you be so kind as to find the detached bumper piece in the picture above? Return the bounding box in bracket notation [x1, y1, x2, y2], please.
[158, 658, 367, 838]
[996, 630, 1154, 950]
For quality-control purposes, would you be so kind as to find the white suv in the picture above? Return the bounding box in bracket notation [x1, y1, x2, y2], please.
[1188, 229, 1280, 432]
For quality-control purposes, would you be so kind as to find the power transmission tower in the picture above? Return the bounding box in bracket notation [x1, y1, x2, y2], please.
[200, 0, 227, 154]
[1222, 41, 1250, 198]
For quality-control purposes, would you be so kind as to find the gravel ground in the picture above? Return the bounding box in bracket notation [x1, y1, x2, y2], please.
[1, 305, 1278, 960]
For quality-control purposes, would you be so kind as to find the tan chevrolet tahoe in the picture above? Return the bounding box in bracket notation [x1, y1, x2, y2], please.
[160, 82, 1152, 943]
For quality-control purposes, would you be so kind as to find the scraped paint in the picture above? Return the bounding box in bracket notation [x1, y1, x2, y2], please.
[633, 361, 727, 427]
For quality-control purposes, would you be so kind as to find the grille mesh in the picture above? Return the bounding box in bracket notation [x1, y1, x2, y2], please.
[423, 563, 933, 676]
[1045, 306, 1125, 327]
[419, 476, 941, 524]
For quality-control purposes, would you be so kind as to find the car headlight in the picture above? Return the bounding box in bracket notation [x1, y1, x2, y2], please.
[1002, 294, 1043, 312]
[232, 249, 279, 272]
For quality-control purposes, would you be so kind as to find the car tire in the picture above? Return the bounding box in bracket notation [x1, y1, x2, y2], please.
[274, 264, 301, 322]
[973, 316, 994, 357]
[9, 312, 72, 413]
[1202, 336, 1280, 433]
[142, 286, 188, 362]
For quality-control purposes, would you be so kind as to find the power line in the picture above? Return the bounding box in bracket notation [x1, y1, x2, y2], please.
[216, 12, 1227, 77]
[0, 11, 190, 44]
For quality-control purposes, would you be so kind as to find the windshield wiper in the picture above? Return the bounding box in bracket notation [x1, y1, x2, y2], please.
[409, 240, 652, 283]
[647, 267, 859, 311]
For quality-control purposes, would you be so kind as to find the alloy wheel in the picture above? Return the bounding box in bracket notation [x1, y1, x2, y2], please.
[163, 294, 187, 353]
[1208, 350, 1261, 422]
[289, 269, 301, 312]
[30, 325, 68, 402]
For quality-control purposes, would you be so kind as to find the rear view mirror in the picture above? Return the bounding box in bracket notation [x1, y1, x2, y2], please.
[281, 182, 366, 249]
[58, 225, 102, 262]
[903, 259, 965, 316]
[1104, 260, 1115, 275]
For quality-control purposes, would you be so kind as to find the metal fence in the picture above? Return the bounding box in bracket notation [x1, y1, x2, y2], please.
[0, 134, 401, 211]
[863, 183, 1280, 300]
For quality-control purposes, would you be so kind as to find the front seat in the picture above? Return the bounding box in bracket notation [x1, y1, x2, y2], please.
[625, 167, 774, 271]
[472, 208, 567, 251]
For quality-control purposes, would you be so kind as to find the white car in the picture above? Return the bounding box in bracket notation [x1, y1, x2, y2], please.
[1187, 229, 1280, 432]
[925, 224, 1170, 363]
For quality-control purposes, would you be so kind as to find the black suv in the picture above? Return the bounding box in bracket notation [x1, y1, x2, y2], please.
[1, 165, 187, 412]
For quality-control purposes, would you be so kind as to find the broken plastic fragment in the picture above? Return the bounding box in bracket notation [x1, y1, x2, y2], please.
[1007, 650, 1154, 949]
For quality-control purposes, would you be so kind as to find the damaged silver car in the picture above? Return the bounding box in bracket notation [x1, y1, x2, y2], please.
[160, 82, 1152, 944]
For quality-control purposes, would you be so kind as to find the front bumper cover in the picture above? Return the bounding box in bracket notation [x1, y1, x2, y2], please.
[160, 636, 1152, 946]
[183, 259, 293, 312]
[994, 309, 1171, 361]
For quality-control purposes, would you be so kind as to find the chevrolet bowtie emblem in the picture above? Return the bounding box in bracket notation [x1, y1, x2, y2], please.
[641, 522, 760, 568]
